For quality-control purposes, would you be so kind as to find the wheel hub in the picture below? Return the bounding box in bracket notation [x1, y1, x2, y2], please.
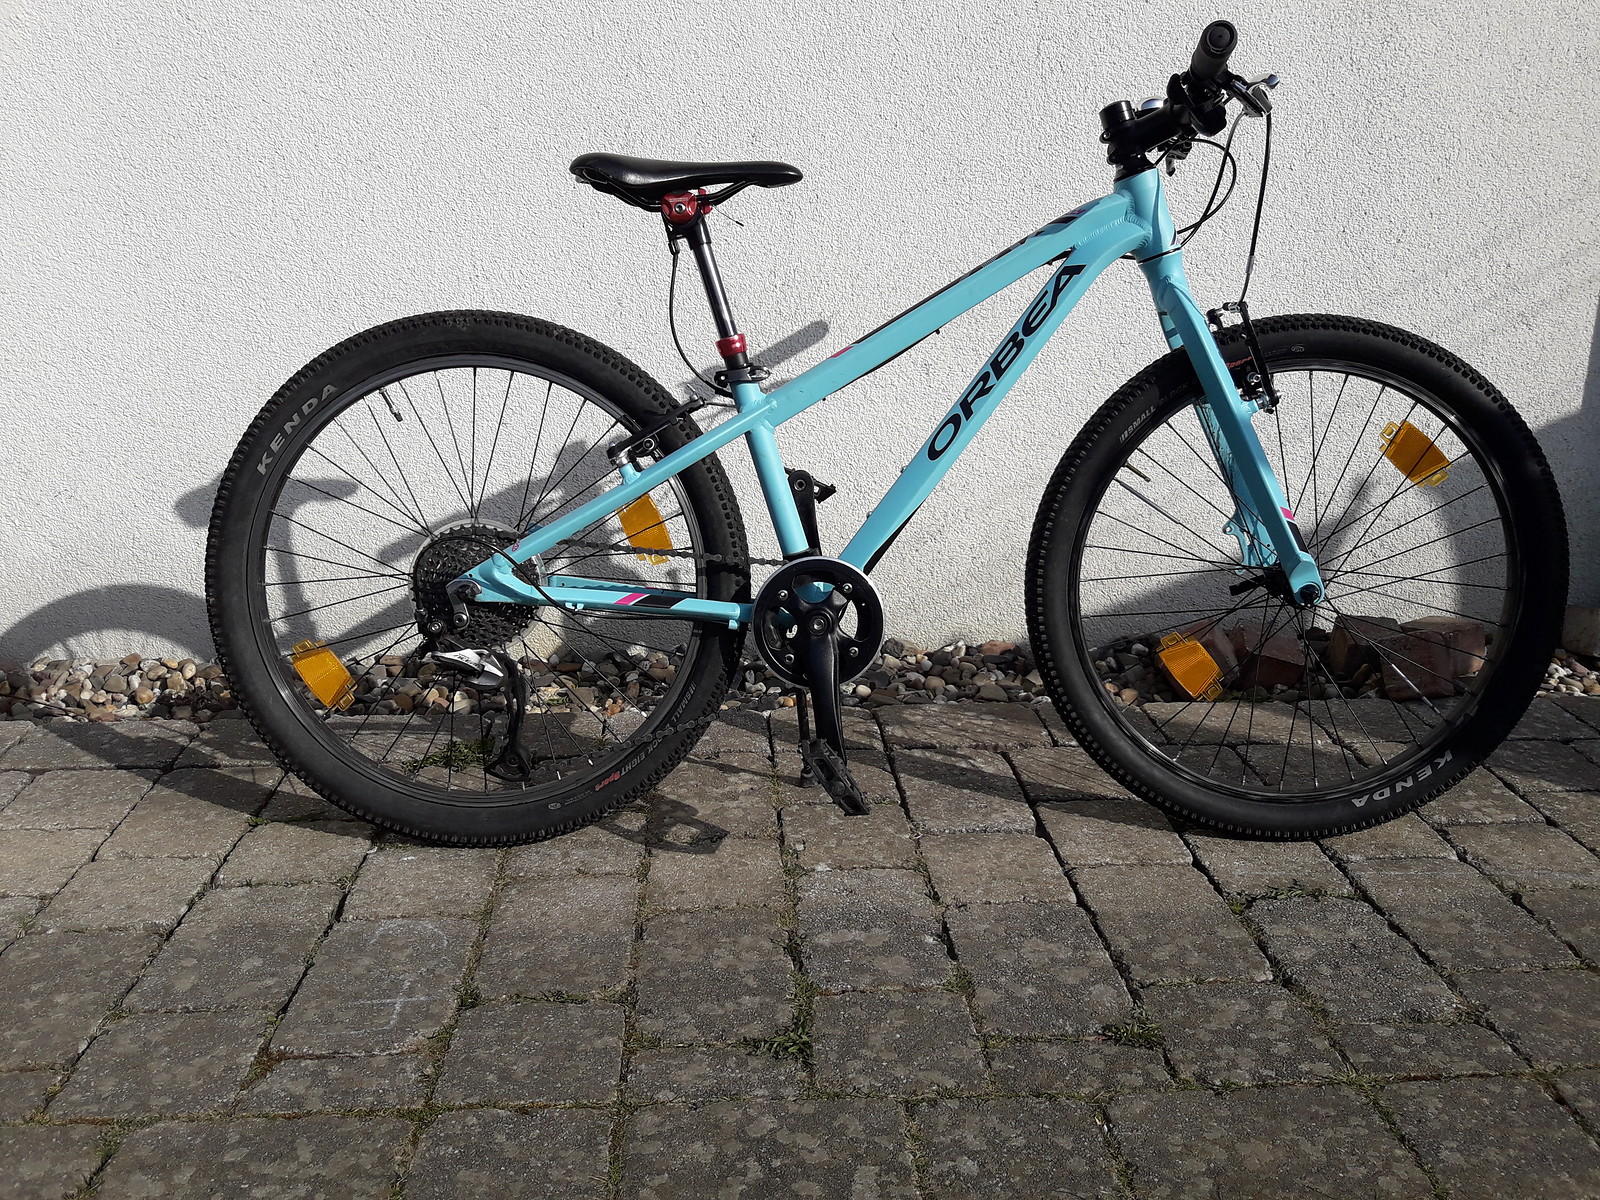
[411, 522, 537, 648]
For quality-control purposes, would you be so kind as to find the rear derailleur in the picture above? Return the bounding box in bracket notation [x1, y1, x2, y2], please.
[751, 556, 884, 815]
[416, 640, 535, 782]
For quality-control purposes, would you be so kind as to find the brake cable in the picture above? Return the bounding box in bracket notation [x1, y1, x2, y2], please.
[1237, 110, 1273, 305]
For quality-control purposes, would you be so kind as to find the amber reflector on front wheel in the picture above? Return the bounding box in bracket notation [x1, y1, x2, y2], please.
[619, 494, 671, 564]
[290, 640, 355, 710]
[1157, 633, 1224, 701]
[1379, 420, 1451, 486]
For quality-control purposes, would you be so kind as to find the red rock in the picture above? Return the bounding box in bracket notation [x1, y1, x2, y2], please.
[1238, 630, 1309, 689]
[1402, 617, 1487, 677]
[1326, 614, 1402, 677]
[1378, 631, 1458, 699]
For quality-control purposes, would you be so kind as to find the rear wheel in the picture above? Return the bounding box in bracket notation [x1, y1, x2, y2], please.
[207, 311, 748, 845]
[1027, 314, 1566, 837]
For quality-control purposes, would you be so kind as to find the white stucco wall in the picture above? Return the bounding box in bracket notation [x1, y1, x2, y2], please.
[2, 0, 1595, 661]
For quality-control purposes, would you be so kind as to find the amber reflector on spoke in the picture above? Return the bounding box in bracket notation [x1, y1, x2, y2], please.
[619, 494, 672, 564]
[1379, 420, 1451, 486]
[1158, 632, 1225, 701]
[290, 640, 355, 711]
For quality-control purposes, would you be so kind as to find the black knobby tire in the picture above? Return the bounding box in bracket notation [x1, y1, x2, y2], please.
[208, 311, 748, 845]
[1026, 314, 1567, 837]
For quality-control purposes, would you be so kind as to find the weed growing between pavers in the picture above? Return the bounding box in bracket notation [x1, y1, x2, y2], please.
[1100, 1009, 1163, 1050]
[743, 972, 816, 1068]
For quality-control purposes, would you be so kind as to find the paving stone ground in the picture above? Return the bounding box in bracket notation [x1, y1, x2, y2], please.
[0, 699, 1597, 1197]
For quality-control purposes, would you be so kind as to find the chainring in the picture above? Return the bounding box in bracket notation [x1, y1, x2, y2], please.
[411, 522, 538, 649]
[751, 557, 884, 688]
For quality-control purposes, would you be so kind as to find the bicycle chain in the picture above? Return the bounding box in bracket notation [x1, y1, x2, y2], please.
[468, 539, 788, 769]
[561, 540, 786, 568]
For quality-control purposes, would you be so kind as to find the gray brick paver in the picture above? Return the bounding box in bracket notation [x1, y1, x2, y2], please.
[435, 1000, 623, 1104]
[1145, 982, 1342, 1085]
[1489, 739, 1600, 793]
[95, 766, 279, 861]
[33, 855, 214, 933]
[1421, 769, 1546, 825]
[1524, 791, 1600, 854]
[635, 907, 792, 1042]
[620, 1098, 916, 1197]
[1184, 831, 1353, 898]
[918, 1098, 1123, 1199]
[1556, 1067, 1600, 1129]
[1007, 745, 1135, 803]
[1519, 887, 1600, 961]
[1449, 822, 1600, 891]
[341, 843, 498, 919]
[1347, 856, 1575, 970]
[643, 835, 786, 912]
[1036, 798, 1189, 868]
[647, 756, 778, 841]
[1111, 1084, 1433, 1198]
[877, 701, 1049, 750]
[1321, 812, 1455, 860]
[272, 916, 476, 1055]
[0, 1068, 56, 1120]
[0, 719, 193, 771]
[782, 797, 917, 870]
[1333, 1020, 1524, 1077]
[1384, 1076, 1600, 1200]
[238, 1051, 429, 1113]
[812, 988, 986, 1095]
[48, 1010, 266, 1116]
[95, 1115, 410, 1198]
[0, 829, 104, 897]
[797, 868, 949, 990]
[1247, 896, 1459, 1022]
[1074, 864, 1271, 984]
[0, 768, 30, 807]
[2, 1125, 107, 1200]
[919, 832, 1074, 905]
[475, 871, 636, 999]
[126, 882, 338, 1012]
[946, 901, 1131, 1036]
[987, 1037, 1168, 1096]
[0, 768, 156, 831]
[406, 1108, 614, 1200]
[1455, 969, 1600, 1067]
[895, 747, 1035, 833]
[624, 1045, 806, 1102]
[503, 818, 644, 876]
[214, 818, 374, 885]
[0, 929, 158, 1069]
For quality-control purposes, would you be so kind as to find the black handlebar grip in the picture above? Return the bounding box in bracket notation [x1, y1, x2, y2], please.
[1189, 20, 1237, 83]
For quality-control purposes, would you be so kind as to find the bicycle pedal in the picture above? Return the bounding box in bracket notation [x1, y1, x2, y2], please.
[798, 738, 869, 815]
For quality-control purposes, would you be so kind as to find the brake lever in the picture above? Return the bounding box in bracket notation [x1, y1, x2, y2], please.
[1226, 71, 1281, 118]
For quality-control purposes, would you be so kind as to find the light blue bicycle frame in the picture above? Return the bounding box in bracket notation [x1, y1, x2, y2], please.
[459, 169, 1325, 625]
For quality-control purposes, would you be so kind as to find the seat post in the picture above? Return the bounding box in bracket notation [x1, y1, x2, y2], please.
[664, 194, 758, 382]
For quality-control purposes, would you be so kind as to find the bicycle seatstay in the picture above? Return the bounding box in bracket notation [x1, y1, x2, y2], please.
[459, 170, 1323, 619]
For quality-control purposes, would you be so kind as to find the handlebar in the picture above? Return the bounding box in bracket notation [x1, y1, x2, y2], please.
[1099, 19, 1269, 174]
[1189, 20, 1237, 83]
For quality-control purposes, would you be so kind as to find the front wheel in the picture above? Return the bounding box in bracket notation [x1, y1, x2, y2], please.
[207, 311, 748, 845]
[1027, 314, 1567, 837]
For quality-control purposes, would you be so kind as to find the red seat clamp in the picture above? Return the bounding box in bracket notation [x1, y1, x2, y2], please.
[716, 334, 747, 358]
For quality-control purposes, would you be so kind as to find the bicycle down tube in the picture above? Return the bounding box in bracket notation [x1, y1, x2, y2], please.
[458, 170, 1325, 620]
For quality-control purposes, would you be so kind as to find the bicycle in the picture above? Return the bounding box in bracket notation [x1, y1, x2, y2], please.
[207, 21, 1567, 845]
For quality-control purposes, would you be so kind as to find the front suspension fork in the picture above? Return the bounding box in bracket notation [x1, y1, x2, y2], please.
[1144, 265, 1324, 605]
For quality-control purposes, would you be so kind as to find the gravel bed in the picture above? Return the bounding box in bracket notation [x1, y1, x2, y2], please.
[0, 638, 1593, 725]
